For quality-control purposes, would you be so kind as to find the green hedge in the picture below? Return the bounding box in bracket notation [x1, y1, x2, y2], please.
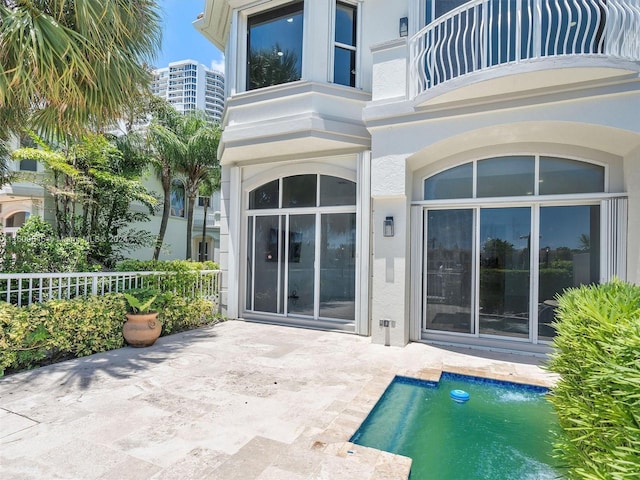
[0, 293, 219, 376]
[547, 280, 640, 479]
[115, 259, 219, 272]
[114, 260, 220, 295]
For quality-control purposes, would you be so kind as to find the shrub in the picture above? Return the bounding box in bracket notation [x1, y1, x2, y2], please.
[158, 292, 219, 335]
[0, 216, 98, 273]
[115, 259, 219, 272]
[0, 292, 220, 376]
[0, 295, 126, 374]
[114, 259, 220, 298]
[547, 280, 640, 479]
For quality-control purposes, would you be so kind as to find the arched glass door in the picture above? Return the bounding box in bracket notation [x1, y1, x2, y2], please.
[246, 175, 357, 324]
[423, 155, 605, 343]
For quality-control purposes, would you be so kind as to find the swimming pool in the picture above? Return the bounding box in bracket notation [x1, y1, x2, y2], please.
[350, 373, 564, 479]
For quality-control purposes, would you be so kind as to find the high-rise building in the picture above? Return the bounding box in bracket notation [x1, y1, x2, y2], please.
[151, 59, 225, 122]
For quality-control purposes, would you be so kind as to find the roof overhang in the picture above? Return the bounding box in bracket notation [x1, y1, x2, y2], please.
[193, 0, 232, 52]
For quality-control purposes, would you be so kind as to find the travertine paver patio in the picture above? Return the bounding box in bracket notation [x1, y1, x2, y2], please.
[0, 320, 556, 479]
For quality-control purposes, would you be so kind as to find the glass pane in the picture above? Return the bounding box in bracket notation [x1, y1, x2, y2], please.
[287, 215, 316, 316]
[249, 179, 279, 209]
[479, 207, 531, 338]
[477, 156, 535, 198]
[425, 209, 474, 334]
[247, 3, 303, 90]
[335, 2, 356, 46]
[539, 157, 605, 195]
[246, 217, 254, 310]
[538, 205, 600, 341]
[19, 159, 37, 171]
[283, 175, 317, 208]
[436, 0, 470, 18]
[170, 181, 185, 217]
[6, 212, 29, 228]
[424, 163, 473, 200]
[334, 46, 356, 87]
[320, 175, 356, 206]
[320, 213, 356, 320]
[253, 215, 282, 313]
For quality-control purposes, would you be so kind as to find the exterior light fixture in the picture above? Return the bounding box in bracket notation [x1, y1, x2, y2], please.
[399, 17, 409, 37]
[383, 216, 395, 237]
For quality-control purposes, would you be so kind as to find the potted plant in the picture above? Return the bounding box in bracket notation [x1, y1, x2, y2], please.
[122, 288, 162, 347]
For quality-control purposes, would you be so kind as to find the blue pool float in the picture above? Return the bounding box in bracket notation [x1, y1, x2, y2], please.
[450, 389, 470, 403]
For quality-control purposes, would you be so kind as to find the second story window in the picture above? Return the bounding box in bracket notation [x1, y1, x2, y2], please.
[247, 2, 304, 91]
[170, 180, 185, 218]
[334, 2, 357, 87]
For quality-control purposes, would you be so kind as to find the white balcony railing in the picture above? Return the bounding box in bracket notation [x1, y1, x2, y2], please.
[409, 0, 640, 97]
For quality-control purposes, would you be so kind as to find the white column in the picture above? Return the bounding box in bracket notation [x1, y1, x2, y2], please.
[355, 150, 372, 336]
[370, 153, 411, 346]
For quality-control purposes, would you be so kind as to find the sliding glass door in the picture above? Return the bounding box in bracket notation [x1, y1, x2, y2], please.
[424, 204, 599, 343]
[425, 209, 474, 334]
[479, 207, 531, 338]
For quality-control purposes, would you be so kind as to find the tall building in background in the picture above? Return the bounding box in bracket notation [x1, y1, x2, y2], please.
[151, 59, 225, 122]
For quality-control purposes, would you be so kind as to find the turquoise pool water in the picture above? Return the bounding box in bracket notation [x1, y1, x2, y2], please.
[350, 373, 564, 480]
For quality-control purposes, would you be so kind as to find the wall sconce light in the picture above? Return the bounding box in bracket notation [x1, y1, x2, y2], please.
[399, 17, 409, 37]
[383, 216, 395, 237]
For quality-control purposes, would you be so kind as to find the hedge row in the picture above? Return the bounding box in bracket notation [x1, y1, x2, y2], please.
[548, 280, 640, 479]
[115, 259, 219, 272]
[0, 292, 219, 376]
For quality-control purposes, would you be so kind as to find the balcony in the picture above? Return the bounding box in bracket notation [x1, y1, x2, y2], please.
[408, 0, 640, 105]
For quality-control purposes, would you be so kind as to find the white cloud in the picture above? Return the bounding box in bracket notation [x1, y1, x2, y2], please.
[210, 58, 225, 74]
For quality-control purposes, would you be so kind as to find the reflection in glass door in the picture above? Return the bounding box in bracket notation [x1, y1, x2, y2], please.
[538, 205, 600, 340]
[252, 215, 282, 313]
[247, 212, 356, 322]
[424, 209, 474, 334]
[287, 215, 315, 316]
[320, 213, 356, 320]
[479, 208, 531, 338]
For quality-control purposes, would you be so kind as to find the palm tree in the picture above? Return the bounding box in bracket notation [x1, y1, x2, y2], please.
[178, 114, 221, 260]
[146, 102, 185, 260]
[0, 0, 161, 140]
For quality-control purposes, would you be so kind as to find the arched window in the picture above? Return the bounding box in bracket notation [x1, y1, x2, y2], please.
[424, 156, 605, 200]
[246, 174, 357, 325]
[170, 180, 185, 217]
[5, 211, 29, 228]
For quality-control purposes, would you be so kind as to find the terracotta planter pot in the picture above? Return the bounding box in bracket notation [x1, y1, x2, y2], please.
[123, 312, 162, 347]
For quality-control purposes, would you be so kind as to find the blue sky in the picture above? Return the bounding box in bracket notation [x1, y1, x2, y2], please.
[154, 0, 225, 72]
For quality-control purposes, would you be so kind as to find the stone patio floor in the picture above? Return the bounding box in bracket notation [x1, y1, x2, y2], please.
[0, 320, 556, 479]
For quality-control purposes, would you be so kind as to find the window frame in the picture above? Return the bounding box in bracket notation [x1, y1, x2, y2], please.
[423, 154, 608, 201]
[245, 1, 305, 92]
[331, 1, 359, 88]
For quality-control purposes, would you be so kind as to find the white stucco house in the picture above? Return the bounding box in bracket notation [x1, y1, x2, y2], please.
[195, 0, 640, 354]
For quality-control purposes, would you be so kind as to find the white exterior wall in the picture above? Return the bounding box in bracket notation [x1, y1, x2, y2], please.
[198, 0, 640, 350]
[624, 146, 640, 283]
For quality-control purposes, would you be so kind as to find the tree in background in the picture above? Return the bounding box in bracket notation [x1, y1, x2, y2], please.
[146, 105, 221, 260]
[0, 0, 161, 141]
[11, 133, 156, 267]
[146, 100, 185, 260]
[177, 114, 221, 260]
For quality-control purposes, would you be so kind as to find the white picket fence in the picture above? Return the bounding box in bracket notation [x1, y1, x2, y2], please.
[0, 270, 221, 307]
